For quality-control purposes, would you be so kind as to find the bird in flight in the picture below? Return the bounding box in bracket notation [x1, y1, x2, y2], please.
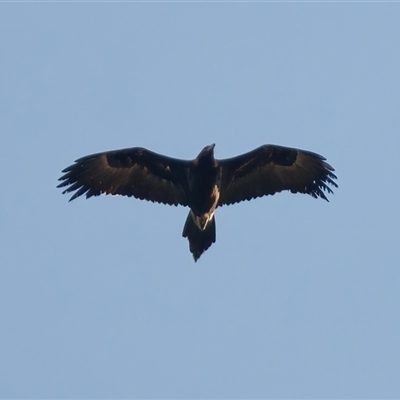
[58, 144, 337, 261]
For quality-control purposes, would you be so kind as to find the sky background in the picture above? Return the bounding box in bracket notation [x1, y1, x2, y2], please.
[1, 2, 400, 398]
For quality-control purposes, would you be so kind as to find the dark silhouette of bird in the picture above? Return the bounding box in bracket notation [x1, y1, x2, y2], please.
[58, 144, 337, 261]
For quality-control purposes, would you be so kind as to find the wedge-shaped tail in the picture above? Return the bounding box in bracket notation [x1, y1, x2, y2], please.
[182, 212, 216, 262]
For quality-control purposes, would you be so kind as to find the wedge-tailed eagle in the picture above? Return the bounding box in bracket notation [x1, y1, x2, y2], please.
[58, 144, 337, 261]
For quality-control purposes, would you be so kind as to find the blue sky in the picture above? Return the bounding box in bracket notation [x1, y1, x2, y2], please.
[1, 2, 400, 398]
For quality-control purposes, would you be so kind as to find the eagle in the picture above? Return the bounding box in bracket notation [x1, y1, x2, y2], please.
[58, 144, 337, 261]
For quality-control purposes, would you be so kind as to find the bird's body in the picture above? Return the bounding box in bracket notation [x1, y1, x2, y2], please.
[58, 144, 337, 261]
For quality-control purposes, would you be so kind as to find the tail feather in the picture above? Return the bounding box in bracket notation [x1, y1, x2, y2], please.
[182, 212, 216, 262]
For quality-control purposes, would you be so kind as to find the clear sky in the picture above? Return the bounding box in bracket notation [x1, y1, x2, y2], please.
[1, 2, 400, 398]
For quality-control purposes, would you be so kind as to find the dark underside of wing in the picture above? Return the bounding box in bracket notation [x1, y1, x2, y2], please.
[57, 147, 191, 206]
[218, 144, 338, 206]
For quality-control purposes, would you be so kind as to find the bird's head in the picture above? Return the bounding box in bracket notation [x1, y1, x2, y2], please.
[199, 144, 215, 158]
[193, 144, 216, 168]
[194, 144, 216, 167]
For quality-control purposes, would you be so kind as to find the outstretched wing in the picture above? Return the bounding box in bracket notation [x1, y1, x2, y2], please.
[218, 145, 338, 206]
[57, 147, 191, 206]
